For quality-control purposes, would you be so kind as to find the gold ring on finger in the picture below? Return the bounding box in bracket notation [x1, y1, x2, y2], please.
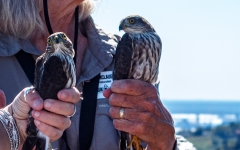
[119, 108, 125, 119]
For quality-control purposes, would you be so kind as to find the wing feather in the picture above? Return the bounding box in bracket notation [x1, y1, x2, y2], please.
[113, 33, 133, 80]
[37, 56, 68, 100]
[129, 33, 162, 84]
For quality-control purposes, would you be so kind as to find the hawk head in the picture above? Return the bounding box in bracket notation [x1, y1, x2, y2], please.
[119, 15, 155, 34]
[46, 32, 75, 58]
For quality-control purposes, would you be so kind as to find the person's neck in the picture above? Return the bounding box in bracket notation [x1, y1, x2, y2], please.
[30, 0, 83, 53]
[43, 0, 81, 33]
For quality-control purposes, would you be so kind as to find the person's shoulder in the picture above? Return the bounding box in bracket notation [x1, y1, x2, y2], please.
[106, 32, 121, 43]
[94, 23, 121, 43]
[83, 16, 121, 43]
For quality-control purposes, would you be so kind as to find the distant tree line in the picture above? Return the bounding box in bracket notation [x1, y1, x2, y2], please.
[179, 122, 240, 150]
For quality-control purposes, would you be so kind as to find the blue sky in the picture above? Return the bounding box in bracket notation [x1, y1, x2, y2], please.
[92, 0, 240, 100]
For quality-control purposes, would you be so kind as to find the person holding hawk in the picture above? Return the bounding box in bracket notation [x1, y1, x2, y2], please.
[0, 0, 195, 150]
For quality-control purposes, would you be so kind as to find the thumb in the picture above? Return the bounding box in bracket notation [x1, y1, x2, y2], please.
[12, 87, 43, 120]
[0, 90, 6, 108]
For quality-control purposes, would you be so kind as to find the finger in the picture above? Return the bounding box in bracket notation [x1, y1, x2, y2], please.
[57, 87, 81, 104]
[111, 79, 155, 95]
[110, 107, 158, 124]
[21, 88, 43, 110]
[113, 119, 175, 145]
[108, 93, 137, 108]
[0, 90, 6, 108]
[34, 119, 63, 142]
[12, 88, 43, 120]
[44, 99, 75, 116]
[113, 119, 145, 136]
[110, 107, 136, 120]
[103, 88, 112, 98]
[32, 110, 71, 131]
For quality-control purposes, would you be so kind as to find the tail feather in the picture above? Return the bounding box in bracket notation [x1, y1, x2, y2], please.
[22, 109, 38, 150]
[120, 131, 132, 150]
[22, 136, 38, 150]
[22, 131, 52, 150]
[36, 131, 52, 150]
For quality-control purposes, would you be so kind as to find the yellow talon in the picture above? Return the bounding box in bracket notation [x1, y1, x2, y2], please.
[127, 135, 143, 150]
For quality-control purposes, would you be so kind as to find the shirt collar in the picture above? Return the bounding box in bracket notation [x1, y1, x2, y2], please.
[0, 34, 41, 56]
[78, 16, 118, 83]
[0, 16, 118, 83]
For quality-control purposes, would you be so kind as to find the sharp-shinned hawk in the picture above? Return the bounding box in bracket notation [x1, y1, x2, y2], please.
[113, 15, 162, 150]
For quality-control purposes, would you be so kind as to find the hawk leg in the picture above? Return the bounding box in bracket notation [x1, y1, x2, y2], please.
[128, 135, 144, 150]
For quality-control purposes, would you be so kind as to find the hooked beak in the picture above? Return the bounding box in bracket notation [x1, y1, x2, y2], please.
[54, 36, 59, 44]
[119, 24, 124, 31]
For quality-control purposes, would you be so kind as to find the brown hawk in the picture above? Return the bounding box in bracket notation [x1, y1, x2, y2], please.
[22, 32, 76, 150]
[113, 15, 162, 150]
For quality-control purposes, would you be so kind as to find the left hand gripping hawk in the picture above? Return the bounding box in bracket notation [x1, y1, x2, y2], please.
[22, 32, 76, 150]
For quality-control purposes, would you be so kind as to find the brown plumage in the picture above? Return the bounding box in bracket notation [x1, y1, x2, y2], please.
[22, 32, 76, 150]
[113, 15, 162, 150]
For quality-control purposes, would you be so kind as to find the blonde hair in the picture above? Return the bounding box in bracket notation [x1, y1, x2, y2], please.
[0, 0, 95, 39]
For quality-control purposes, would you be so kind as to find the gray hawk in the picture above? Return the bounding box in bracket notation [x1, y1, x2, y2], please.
[113, 15, 162, 150]
[22, 32, 76, 150]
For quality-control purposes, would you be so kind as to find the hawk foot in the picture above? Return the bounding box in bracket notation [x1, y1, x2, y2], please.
[127, 135, 144, 150]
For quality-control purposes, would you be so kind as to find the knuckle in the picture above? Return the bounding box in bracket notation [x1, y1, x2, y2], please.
[145, 100, 156, 112]
[50, 130, 58, 139]
[50, 130, 60, 140]
[65, 103, 74, 116]
[137, 124, 146, 135]
[27, 92, 40, 104]
[127, 109, 135, 120]
[39, 123, 48, 133]
[122, 80, 132, 91]
[61, 119, 70, 130]
[66, 119, 71, 128]
[58, 117, 67, 128]
[68, 92, 74, 101]
[69, 104, 75, 115]
[109, 94, 117, 105]
[121, 96, 128, 104]
[142, 112, 151, 121]
[54, 101, 64, 111]
[109, 107, 115, 117]
[146, 84, 158, 95]
[112, 119, 120, 129]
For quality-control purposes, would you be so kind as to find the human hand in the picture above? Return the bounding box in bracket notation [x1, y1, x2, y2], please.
[0, 90, 6, 108]
[104, 79, 175, 150]
[6, 87, 80, 146]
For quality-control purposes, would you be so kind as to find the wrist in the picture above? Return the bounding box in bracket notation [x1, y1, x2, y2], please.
[0, 109, 20, 150]
[0, 122, 11, 150]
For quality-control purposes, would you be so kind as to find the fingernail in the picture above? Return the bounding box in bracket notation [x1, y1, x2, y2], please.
[35, 120, 41, 125]
[45, 101, 51, 108]
[33, 99, 42, 108]
[33, 111, 40, 117]
[61, 92, 67, 99]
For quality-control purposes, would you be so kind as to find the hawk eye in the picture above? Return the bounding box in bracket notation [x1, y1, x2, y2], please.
[47, 39, 52, 45]
[129, 19, 135, 24]
[62, 34, 67, 40]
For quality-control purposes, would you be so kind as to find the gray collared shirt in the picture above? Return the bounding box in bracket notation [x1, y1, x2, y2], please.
[0, 16, 194, 150]
[0, 16, 120, 150]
